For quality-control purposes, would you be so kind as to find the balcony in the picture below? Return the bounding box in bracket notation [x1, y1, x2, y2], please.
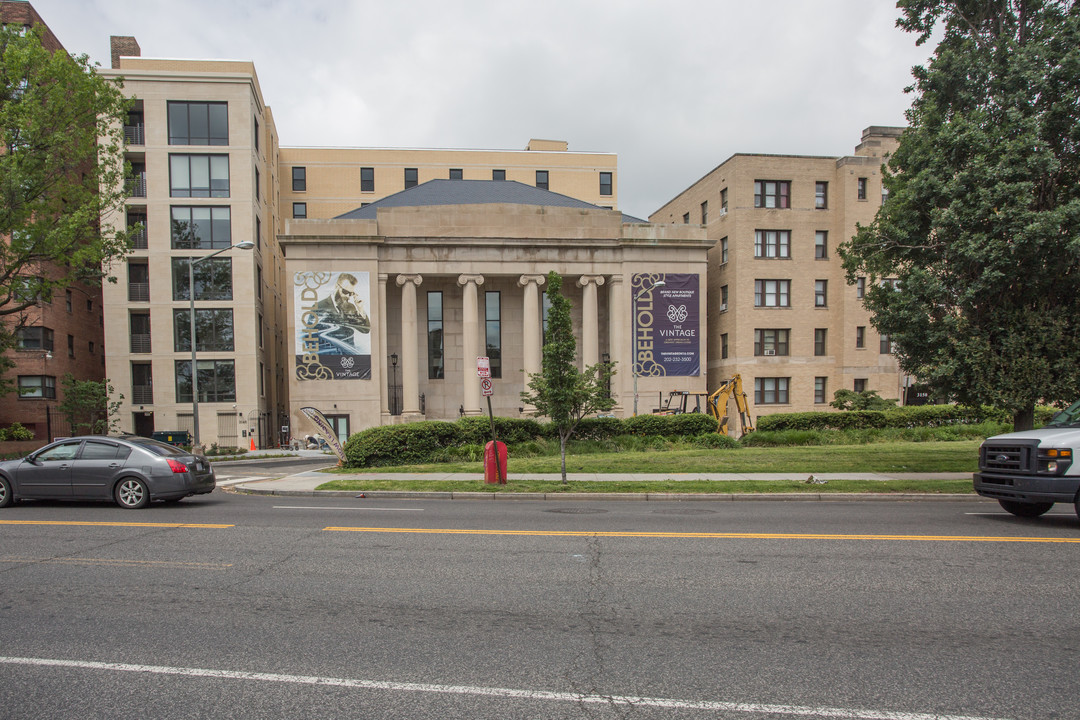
[128, 225, 148, 250]
[128, 283, 149, 302]
[124, 123, 145, 145]
[132, 385, 153, 405]
[130, 333, 151, 353]
[125, 174, 147, 198]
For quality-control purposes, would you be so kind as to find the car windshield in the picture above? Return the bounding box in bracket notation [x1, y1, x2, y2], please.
[125, 437, 189, 456]
[1046, 400, 1080, 428]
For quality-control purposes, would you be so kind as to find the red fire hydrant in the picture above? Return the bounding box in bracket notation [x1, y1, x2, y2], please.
[484, 441, 508, 484]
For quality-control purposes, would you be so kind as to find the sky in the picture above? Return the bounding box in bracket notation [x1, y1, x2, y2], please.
[28, 0, 936, 221]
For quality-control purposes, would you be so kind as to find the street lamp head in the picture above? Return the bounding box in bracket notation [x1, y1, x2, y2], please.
[233, 241, 255, 250]
[654, 281, 666, 288]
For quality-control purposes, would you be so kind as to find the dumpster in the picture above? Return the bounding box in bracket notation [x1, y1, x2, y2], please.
[484, 440, 507, 484]
[152, 430, 191, 447]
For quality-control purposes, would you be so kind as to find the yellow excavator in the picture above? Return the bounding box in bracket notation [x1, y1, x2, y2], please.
[706, 375, 755, 437]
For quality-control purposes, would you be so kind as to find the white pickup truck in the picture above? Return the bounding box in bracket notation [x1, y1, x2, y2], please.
[974, 400, 1080, 519]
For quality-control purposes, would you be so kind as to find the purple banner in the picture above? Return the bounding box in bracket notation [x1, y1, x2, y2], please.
[632, 273, 700, 377]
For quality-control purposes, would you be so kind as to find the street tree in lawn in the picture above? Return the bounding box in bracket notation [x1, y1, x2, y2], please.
[521, 271, 616, 483]
[840, 0, 1080, 430]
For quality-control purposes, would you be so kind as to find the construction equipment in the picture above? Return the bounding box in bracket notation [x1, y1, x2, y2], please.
[706, 375, 755, 437]
[652, 390, 710, 415]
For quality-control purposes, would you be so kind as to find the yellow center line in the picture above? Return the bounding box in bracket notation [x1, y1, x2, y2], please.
[0, 520, 233, 529]
[324, 526, 1080, 543]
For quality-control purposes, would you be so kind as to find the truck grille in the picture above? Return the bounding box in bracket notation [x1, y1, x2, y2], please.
[981, 442, 1036, 473]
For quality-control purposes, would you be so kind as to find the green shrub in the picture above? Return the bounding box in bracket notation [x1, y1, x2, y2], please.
[0, 422, 34, 442]
[691, 433, 741, 449]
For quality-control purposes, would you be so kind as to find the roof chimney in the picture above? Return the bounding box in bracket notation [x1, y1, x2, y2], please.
[110, 36, 140, 69]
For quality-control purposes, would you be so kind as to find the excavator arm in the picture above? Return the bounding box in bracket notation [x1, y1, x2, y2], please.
[706, 375, 755, 437]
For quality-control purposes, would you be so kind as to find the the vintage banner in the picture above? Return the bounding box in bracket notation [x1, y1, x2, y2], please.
[632, 273, 700, 377]
[299, 406, 347, 465]
[294, 271, 372, 381]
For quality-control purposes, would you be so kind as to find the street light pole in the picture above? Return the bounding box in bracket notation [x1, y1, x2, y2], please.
[632, 280, 665, 417]
[188, 240, 254, 451]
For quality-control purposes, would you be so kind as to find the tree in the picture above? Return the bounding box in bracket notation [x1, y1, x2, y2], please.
[57, 374, 123, 435]
[0, 24, 133, 396]
[520, 271, 616, 483]
[840, 1, 1080, 431]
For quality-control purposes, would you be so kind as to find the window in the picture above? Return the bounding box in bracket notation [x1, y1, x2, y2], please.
[815, 231, 828, 259]
[18, 375, 55, 399]
[89, 341, 95, 355]
[754, 377, 790, 405]
[293, 202, 307, 219]
[259, 361, 264, 397]
[815, 377, 828, 404]
[814, 328, 827, 356]
[256, 216, 261, 251]
[701, 200, 708, 224]
[856, 277, 866, 298]
[682, 212, 690, 224]
[720, 187, 728, 212]
[720, 237, 728, 264]
[485, 291, 501, 379]
[256, 265, 262, 300]
[360, 167, 374, 192]
[754, 180, 790, 209]
[175, 359, 236, 403]
[258, 313, 264, 348]
[599, 172, 612, 196]
[492, 169, 505, 181]
[857, 177, 867, 201]
[170, 154, 229, 197]
[720, 285, 729, 310]
[168, 101, 228, 145]
[292, 166, 306, 192]
[856, 326, 866, 349]
[815, 280, 828, 307]
[172, 257, 234, 301]
[67, 334, 74, 358]
[449, 168, 463, 180]
[721, 333, 729, 359]
[815, 181, 828, 209]
[754, 329, 790, 356]
[86, 298, 93, 313]
[65, 289, 73, 312]
[253, 115, 259, 151]
[128, 261, 149, 302]
[171, 207, 231, 249]
[405, 168, 418, 188]
[854, 378, 868, 393]
[536, 170, 549, 190]
[755, 230, 790, 258]
[880, 334, 896, 354]
[254, 166, 260, 201]
[15, 327, 53, 351]
[174, 309, 234, 352]
[427, 292, 443, 379]
[132, 363, 153, 404]
[881, 185, 890, 206]
[130, 313, 151, 354]
[754, 279, 790, 307]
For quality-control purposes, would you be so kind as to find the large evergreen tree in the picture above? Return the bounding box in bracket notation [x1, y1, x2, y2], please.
[520, 271, 615, 483]
[0, 24, 132, 395]
[840, 0, 1080, 430]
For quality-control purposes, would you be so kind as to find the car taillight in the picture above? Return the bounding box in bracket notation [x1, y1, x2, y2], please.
[167, 458, 189, 474]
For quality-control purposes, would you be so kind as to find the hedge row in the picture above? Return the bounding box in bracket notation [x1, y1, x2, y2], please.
[343, 413, 719, 467]
[754, 404, 1057, 432]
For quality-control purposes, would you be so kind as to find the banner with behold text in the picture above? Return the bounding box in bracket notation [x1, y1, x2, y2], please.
[294, 271, 372, 381]
[632, 273, 700, 377]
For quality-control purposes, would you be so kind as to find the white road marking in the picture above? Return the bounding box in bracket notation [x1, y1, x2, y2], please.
[216, 476, 270, 486]
[0, 656, 1010, 720]
[964, 512, 1075, 517]
[272, 505, 424, 512]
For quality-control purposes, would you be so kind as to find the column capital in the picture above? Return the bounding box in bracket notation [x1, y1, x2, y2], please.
[395, 274, 422, 288]
[518, 274, 546, 288]
[457, 274, 485, 287]
[577, 274, 606, 288]
[378, 273, 389, 282]
[608, 274, 624, 286]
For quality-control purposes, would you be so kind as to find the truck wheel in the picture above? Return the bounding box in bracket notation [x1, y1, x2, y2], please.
[998, 499, 1053, 517]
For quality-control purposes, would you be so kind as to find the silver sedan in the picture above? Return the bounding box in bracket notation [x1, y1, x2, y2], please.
[0, 435, 215, 509]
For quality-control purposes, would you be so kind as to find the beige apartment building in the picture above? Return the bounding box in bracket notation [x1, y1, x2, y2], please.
[650, 127, 908, 415]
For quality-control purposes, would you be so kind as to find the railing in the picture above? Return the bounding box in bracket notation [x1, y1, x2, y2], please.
[128, 283, 149, 302]
[124, 124, 145, 145]
[125, 174, 147, 198]
[130, 333, 151, 353]
[132, 386, 153, 404]
[129, 225, 148, 250]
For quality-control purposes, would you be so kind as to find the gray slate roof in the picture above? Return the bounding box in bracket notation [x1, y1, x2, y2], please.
[335, 179, 646, 223]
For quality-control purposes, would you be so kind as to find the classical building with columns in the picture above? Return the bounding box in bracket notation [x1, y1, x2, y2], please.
[282, 180, 712, 440]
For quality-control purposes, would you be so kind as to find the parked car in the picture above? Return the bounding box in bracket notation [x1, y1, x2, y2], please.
[0, 435, 215, 509]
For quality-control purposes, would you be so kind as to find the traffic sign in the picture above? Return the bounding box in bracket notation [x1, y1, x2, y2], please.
[481, 378, 494, 396]
[477, 356, 491, 378]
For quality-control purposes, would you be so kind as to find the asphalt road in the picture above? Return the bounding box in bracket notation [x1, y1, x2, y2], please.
[2, 491, 1078, 719]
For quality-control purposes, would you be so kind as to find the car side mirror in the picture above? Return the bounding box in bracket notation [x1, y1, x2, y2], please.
[26, 455, 42, 466]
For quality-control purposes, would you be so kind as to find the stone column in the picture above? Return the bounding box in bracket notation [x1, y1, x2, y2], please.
[378, 273, 389, 423]
[458, 274, 484, 416]
[607, 275, 625, 415]
[518, 274, 546, 413]
[577, 275, 605, 369]
[396, 274, 423, 419]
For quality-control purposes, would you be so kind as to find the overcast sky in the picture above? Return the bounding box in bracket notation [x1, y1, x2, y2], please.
[31, 0, 935, 220]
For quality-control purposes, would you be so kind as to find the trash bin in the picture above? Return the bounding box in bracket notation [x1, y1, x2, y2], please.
[484, 441, 508, 484]
[152, 431, 191, 447]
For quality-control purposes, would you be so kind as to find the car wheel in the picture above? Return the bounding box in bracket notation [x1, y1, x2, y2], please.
[115, 478, 150, 509]
[998, 499, 1053, 517]
[0, 476, 12, 508]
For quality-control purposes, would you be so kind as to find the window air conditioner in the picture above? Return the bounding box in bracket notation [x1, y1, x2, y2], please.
[718, 208, 727, 217]
[719, 303, 727, 312]
[763, 349, 776, 356]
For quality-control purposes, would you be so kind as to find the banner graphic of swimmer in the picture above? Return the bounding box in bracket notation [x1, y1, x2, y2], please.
[294, 271, 372, 381]
[632, 273, 700, 377]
